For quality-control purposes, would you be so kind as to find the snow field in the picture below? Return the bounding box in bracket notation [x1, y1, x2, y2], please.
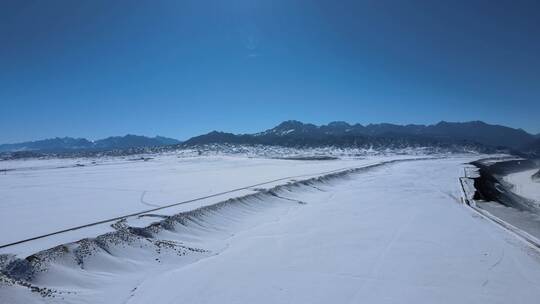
[3, 156, 540, 303]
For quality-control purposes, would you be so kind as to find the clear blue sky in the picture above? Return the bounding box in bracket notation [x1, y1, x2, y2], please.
[1, 0, 539, 143]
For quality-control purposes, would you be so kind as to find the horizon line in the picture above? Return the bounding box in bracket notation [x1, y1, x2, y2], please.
[2, 119, 538, 146]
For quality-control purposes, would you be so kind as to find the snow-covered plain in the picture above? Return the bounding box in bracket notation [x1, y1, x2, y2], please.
[0, 153, 418, 255]
[503, 168, 540, 203]
[2, 156, 540, 303]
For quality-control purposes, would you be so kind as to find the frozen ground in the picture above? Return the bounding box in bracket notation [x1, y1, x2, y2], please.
[2, 156, 540, 303]
[503, 168, 540, 203]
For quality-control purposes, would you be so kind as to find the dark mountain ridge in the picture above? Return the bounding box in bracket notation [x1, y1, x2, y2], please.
[0, 135, 180, 153]
[183, 120, 538, 154]
[2, 120, 537, 157]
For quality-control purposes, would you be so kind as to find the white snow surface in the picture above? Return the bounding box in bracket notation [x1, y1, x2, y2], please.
[503, 168, 540, 203]
[2, 156, 540, 303]
[0, 154, 418, 255]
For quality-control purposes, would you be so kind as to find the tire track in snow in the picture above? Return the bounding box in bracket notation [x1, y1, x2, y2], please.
[140, 191, 161, 208]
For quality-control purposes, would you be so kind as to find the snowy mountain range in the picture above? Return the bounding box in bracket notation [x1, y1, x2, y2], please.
[1, 121, 539, 156]
[184, 120, 538, 153]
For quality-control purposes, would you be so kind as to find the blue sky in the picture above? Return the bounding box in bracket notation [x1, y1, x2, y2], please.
[1, 0, 539, 143]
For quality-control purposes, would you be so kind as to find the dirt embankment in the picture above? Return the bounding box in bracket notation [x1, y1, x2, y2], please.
[533, 169, 540, 181]
[471, 158, 540, 214]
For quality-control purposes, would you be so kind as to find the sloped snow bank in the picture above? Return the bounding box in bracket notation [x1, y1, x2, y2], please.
[504, 169, 540, 204]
